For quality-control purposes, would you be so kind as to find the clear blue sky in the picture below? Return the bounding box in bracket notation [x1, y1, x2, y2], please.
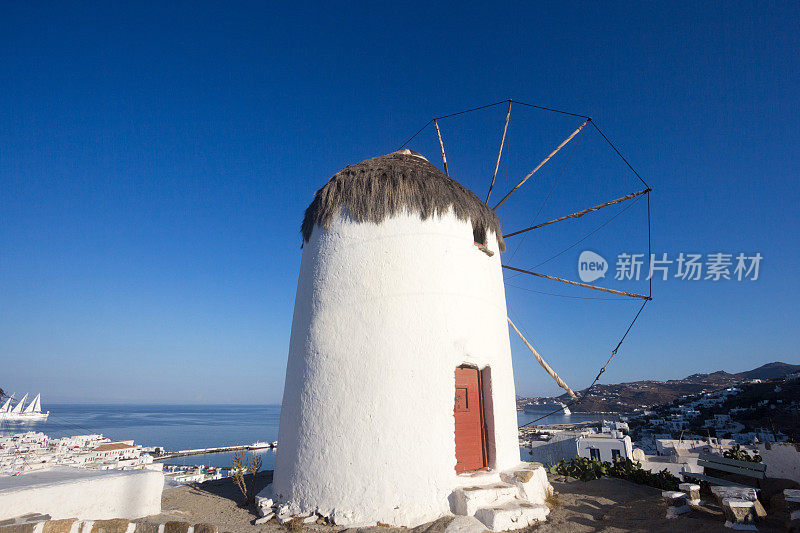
[1, 2, 798, 403]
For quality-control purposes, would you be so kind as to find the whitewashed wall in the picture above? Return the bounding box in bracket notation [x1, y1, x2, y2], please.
[526, 435, 580, 466]
[0, 468, 163, 520]
[270, 209, 520, 526]
[757, 443, 800, 483]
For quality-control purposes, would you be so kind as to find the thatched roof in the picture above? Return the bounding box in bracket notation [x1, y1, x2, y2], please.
[301, 150, 505, 252]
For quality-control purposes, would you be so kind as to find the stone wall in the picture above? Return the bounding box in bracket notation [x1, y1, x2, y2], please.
[0, 515, 222, 533]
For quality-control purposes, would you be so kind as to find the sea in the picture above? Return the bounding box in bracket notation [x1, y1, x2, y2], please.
[0, 404, 613, 471]
[0, 404, 281, 470]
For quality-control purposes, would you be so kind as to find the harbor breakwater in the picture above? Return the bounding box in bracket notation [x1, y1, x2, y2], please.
[155, 445, 254, 460]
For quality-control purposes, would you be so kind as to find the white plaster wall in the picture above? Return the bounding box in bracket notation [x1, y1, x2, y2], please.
[640, 456, 702, 477]
[526, 436, 580, 466]
[757, 443, 800, 483]
[0, 468, 163, 520]
[271, 209, 520, 527]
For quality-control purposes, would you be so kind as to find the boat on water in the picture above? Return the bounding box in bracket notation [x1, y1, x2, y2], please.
[0, 393, 50, 421]
[523, 400, 571, 415]
[248, 441, 277, 450]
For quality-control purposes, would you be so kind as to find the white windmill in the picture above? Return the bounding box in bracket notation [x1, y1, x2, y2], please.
[261, 100, 651, 531]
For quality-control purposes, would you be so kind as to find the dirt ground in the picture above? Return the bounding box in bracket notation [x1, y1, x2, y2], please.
[148, 472, 785, 533]
[149, 472, 279, 533]
[535, 477, 727, 533]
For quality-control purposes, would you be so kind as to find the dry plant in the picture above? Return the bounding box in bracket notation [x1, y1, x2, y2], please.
[285, 517, 304, 532]
[231, 451, 263, 506]
[544, 488, 561, 509]
[249, 453, 263, 499]
[231, 451, 249, 504]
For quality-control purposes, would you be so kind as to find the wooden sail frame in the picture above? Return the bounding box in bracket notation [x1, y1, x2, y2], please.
[398, 99, 652, 406]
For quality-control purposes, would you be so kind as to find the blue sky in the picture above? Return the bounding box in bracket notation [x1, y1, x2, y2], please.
[1, 1, 798, 403]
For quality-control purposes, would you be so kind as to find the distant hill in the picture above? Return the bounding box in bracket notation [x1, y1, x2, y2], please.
[734, 362, 800, 380]
[518, 361, 799, 414]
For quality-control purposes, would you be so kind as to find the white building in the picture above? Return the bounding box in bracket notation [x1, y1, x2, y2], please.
[265, 151, 551, 529]
[0, 433, 153, 473]
[526, 430, 633, 464]
[601, 420, 629, 433]
[733, 428, 788, 444]
[526, 431, 588, 466]
[163, 465, 224, 485]
[578, 431, 634, 462]
[654, 437, 739, 456]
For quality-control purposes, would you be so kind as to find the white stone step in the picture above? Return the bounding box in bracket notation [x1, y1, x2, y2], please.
[473, 501, 550, 531]
[450, 483, 520, 517]
[499, 462, 553, 505]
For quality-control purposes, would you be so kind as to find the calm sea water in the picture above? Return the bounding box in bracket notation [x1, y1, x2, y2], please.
[516, 410, 606, 427]
[0, 404, 611, 470]
[0, 404, 281, 469]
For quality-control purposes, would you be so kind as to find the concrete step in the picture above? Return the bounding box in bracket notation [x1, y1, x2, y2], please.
[499, 462, 553, 506]
[450, 483, 520, 517]
[473, 501, 550, 531]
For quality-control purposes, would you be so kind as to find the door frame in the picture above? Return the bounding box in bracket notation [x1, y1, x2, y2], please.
[454, 364, 489, 473]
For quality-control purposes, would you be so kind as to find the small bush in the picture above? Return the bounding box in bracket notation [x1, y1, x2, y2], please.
[231, 451, 263, 506]
[549, 456, 679, 491]
[284, 517, 304, 532]
[723, 444, 762, 463]
[548, 456, 608, 482]
[544, 489, 561, 509]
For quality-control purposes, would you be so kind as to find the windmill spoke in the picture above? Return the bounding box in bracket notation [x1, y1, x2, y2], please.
[504, 188, 651, 238]
[502, 265, 652, 300]
[433, 119, 449, 176]
[492, 117, 591, 211]
[508, 317, 578, 399]
[486, 100, 513, 204]
[591, 121, 650, 188]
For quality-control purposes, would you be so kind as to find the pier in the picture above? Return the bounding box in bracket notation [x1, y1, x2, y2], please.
[519, 420, 599, 434]
[155, 445, 257, 460]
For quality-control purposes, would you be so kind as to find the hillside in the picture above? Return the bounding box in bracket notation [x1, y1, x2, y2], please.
[735, 361, 800, 380]
[518, 361, 799, 413]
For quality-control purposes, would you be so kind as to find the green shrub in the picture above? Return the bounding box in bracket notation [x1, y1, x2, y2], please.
[723, 444, 762, 463]
[548, 456, 679, 491]
[548, 456, 608, 481]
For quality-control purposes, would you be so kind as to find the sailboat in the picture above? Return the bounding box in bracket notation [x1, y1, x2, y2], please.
[10, 393, 28, 415]
[0, 393, 49, 421]
[0, 394, 15, 415]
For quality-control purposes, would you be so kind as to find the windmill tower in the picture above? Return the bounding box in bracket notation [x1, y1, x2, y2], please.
[261, 101, 651, 530]
[263, 150, 552, 529]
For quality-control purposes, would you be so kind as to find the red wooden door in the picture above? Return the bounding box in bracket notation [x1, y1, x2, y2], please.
[454, 366, 487, 473]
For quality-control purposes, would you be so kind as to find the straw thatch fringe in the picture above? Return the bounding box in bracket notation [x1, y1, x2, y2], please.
[301, 150, 505, 251]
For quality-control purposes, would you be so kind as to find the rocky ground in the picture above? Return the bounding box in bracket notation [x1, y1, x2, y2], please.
[147, 471, 788, 532]
[149, 472, 276, 533]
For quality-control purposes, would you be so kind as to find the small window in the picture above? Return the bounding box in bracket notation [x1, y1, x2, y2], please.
[472, 225, 494, 256]
[589, 448, 601, 461]
[611, 449, 621, 461]
[472, 225, 486, 246]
